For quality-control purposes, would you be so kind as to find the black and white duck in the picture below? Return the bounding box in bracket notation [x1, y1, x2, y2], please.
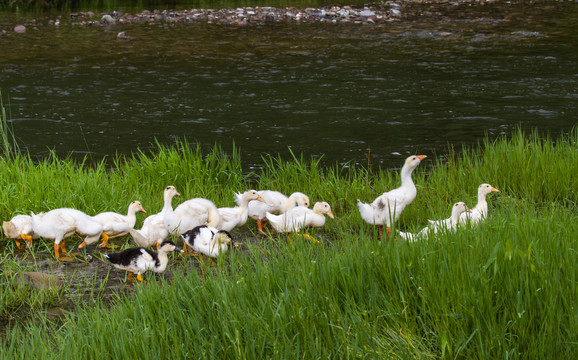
[103, 240, 183, 281]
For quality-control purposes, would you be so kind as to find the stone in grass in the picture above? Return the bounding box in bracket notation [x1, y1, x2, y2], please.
[14, 272, 62, 291]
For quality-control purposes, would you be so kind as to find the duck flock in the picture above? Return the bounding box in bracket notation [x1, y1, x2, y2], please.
[1, 155, 498, 281]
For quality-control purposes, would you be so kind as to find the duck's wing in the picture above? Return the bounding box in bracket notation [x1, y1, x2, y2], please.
[139, 248, 155, 263]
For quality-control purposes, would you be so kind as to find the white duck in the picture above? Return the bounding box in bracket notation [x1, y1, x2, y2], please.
[217, 190, 265, 232]
[89, 200, 147, 248]
[399, 202, 470, 242]
[104, 240, 183, 282]
[30, 208, 103, 261]
[459, 183, 500, 225]
[2, 215, 38, 248]
[357, 155, 426, 237]
[163, 188, 222, 236]
[266, 201, 335, 233]
[130, 186, 179, 248]
[180, 225, 233, 258]
[248, 190, 310, 233]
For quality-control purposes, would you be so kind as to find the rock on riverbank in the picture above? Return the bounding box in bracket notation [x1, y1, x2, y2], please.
[78, 3, 403, 27]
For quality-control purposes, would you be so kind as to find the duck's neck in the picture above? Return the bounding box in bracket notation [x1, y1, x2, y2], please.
[126, 208, 138, 227]
[238, 195, 251, 213]
[154, 251, 170, 273]
[399, 164, 416, 189]
[450, 212, 462, 229]
[474, 192, 489, 216]
[162, 193, 175, 214]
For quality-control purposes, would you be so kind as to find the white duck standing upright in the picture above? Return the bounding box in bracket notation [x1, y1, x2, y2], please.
[217, 190, 265, 232]
[104, 240, 183, 282]
[266, 201, 335, 233]
[2, 215, 37, 248]
[399, 202, 471, 242]
[89, 200, 147, 248]
[180, 225, 233, 258]
[248, 190, 310, 233]
[459, 183, 500, 225]
[30, 208, 103, 261]
[357, 155, 426, 237]
[130, 186, 179, 248]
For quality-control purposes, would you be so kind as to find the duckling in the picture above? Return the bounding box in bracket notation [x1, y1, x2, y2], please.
[248, 191, 310, 233]
[89, 200, 147, 248]
[30, 208, 103, 261]
[217, 190, 265, 232]
[266, 201, 334, 233]
[2, 215, 37, 248]
[130, 186, 178, 248]
[357, 155, 426, 237]
[180, 225, 233, 258]
[103, 240, 183, 282]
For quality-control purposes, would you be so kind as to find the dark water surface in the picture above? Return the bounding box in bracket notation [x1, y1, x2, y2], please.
[1, 2, 577, 171]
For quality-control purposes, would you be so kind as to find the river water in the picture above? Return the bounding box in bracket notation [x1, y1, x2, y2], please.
[1, 1, 576, 171]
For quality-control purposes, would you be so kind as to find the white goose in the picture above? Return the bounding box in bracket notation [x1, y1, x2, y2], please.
[104, 240, 183, 282]
[459, 183, 500, 225]
[357, 155, 427, 237]
[30, 208, 103, 261]
[2, 215, 37, 248]
[266, 201, 334, 233]
[89, 200, 147, 248]
[399, 202, 470, 242]
[248, 190, 310, 233]
[180, 225, 233, 258]
[217, 190, 265, 232]
[130, 186, 179, 248]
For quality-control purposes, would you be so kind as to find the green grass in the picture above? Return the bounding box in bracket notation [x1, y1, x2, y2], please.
[0, 128, 577, 359]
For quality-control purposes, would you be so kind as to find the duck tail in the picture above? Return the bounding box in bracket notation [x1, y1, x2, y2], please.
[234, 192, 244, 206]
[357, 199, 376, 224]
[103, 252, 119, 264]
[206, 204, 222, 228]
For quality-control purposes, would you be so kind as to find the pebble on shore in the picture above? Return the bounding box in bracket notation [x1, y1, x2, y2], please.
[57, 3, 404, 27]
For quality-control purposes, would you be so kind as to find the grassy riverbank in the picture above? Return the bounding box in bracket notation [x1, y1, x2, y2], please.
[0, 129, 577, 359]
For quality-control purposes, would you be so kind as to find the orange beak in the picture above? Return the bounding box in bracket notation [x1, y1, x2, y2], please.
[257, 195, 266, 203]
[492, 187, 500, 193]
[326, 210, 335, 219]
[416, 155, 427, 161]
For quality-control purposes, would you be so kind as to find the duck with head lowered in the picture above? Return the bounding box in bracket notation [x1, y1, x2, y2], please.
[357, 155, 426, 237]
[163, 187, 222, 237]
[247, 190, 310, 234]
[180, 225, 233, 259]
[104, 240, 183, 282]
[2, 215, 37, 249]
[30, 208, 103, 261]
